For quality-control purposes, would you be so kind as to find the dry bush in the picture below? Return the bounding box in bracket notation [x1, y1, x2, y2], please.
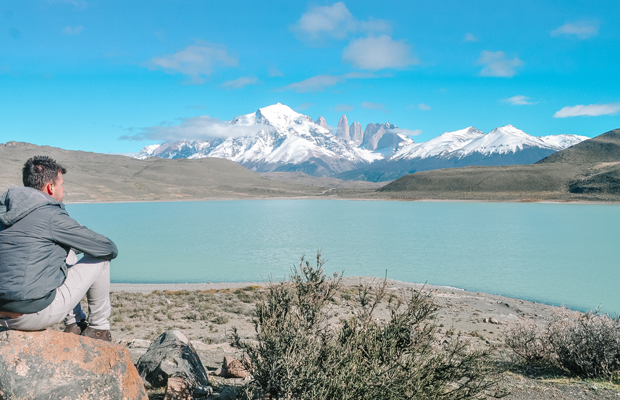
[233, 254, 503, 400]
[504, 319, 554, 365]
[548, 308, 620, 380]
[505, 307, 620, 381]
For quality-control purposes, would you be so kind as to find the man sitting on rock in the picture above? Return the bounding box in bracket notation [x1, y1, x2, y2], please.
[0, 156, 118, 341]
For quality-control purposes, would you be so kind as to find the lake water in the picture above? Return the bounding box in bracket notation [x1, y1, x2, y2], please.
[66, 200, 620, 315]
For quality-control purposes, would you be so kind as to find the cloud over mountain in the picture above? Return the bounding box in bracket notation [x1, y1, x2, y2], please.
[343, 35, 419, 70]
[292, 2, 390, 42]
[146, 41, 238, 84]
[551, 21, 599, 39]
[554, 103, 620, 118]
[477, 50, 523, 78]
[120, 116, 269, 141]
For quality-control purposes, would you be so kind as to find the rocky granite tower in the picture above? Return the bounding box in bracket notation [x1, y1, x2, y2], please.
[336, 115, 350, 141]
[315, 116, 330, 131]
[349, 121, 364, 146]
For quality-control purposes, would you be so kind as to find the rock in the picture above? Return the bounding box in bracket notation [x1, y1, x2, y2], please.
[489, 318, 500, 325]
[219, 386, 238, 400]
[0, 328, 147, 400]
[136, 330, 209, 393]
[222, 356, 251, 378]
[164, 376, 192, 400]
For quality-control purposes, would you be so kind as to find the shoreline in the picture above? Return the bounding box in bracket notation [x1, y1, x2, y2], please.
[67, 196, 620, 206]
[110, 277, 559, 312]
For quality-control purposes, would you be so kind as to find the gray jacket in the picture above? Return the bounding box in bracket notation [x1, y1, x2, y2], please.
[0, 187, 118, 313]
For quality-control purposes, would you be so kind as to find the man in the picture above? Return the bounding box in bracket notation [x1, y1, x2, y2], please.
[0, 156, 117, 341]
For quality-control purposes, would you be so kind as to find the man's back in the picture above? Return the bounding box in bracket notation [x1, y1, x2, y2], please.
[0, 186, 117, 314]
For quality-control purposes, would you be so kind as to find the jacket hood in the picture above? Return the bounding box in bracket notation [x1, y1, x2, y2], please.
[0, 187, 63, 228]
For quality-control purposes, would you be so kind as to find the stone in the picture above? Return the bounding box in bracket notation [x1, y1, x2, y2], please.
[219, 386, 238, 400]
[0, 328, 148, 400]
[136, 330, 209, 393]
[222, 356, 251, 379]
[164, 376, 192, 400]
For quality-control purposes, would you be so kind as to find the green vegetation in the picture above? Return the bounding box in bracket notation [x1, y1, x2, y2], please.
[233, 254, 504, 400]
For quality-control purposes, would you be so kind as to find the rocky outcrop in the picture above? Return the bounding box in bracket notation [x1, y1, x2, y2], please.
[349, 121, 364, 146]
[0, 328, 147, 400]
[362, 123, 397, 151]
[336, 115, 350, 141]
[315, 116, 330, 130]
[136, 330, 209, 399]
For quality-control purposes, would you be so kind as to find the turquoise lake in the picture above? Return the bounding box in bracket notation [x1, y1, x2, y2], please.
[66, 200, 620, 315]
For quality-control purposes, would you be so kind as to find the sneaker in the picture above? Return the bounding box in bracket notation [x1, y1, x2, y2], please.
[81, 326, 112, 342]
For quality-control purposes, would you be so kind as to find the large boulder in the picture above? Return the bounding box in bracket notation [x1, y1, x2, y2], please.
[136, 330, 209, 399]
[0, 328, 148, 400]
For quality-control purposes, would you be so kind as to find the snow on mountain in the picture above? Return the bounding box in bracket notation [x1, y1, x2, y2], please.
[390, 125, 587, 161]
[391, 127, 484, 160]
[136, 104, 589, 180]
[539, 134, 590, 149]
[136, 104, 381, 176]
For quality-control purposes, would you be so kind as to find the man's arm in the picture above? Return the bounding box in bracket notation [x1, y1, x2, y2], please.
[50, 209, 118, 260]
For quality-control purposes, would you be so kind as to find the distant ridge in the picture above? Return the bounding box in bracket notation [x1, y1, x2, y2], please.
[376, 128, 620, 201]
[536, 128, 620, 165]
[0, 141, 323, 202]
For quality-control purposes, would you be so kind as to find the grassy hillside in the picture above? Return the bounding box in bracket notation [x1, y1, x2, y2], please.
[377, 129, 620, 202]
[0, 141, 323, 202]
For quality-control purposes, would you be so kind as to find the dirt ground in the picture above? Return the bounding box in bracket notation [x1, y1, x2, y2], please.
[56, 277, 620, 399]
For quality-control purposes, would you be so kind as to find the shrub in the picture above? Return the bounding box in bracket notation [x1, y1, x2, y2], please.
[548, 308, 620, 380]
[213, 314, 229, 325]
[233, 253, 503, 400]
[505, 307, 620, 380]
[504, 319, 554, 365]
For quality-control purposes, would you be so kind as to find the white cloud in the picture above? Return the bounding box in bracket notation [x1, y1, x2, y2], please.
[268, 66, 284, 77]
[477, 50, 523, 78]
[146, 41, 238, 84]
[553, 103, 620, 118]
[278, 72, 375, 92]
[551, 21, 599, 39]
[62, 25, 84, 35]
[221, 76, 258, 89]
[463, 33, 479, 42]
[297, 102, 314, 111]
[334, 103, 354, 112]
[343, 35, 419, 70]
[389, 128, 422, 136]
[503, 95, 536, 105]
[120, 116, 270, 141]
[361, 101, 389, 113]
[292, 2, 390, 42]
[418, 103, 432, 111]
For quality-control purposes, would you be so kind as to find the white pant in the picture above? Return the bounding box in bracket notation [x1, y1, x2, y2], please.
[0, 254, 111, 331]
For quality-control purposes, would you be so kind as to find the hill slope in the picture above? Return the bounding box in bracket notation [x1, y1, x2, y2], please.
[0, 142, 323, 203]
[377, 129, 620, 201]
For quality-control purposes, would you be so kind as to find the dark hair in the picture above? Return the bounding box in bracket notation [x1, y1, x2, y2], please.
[22, 156, 67, 190]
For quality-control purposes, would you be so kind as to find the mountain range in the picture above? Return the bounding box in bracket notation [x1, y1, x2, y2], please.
[137, 103, 588, 181]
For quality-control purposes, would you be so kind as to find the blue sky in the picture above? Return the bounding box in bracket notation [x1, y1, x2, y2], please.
[1, 0, 619, 153]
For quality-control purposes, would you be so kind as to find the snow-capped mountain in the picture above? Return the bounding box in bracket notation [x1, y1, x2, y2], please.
[136, 104, 398, 176]
[136, 104, 589, 181]
[337, 125, 589, 182]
